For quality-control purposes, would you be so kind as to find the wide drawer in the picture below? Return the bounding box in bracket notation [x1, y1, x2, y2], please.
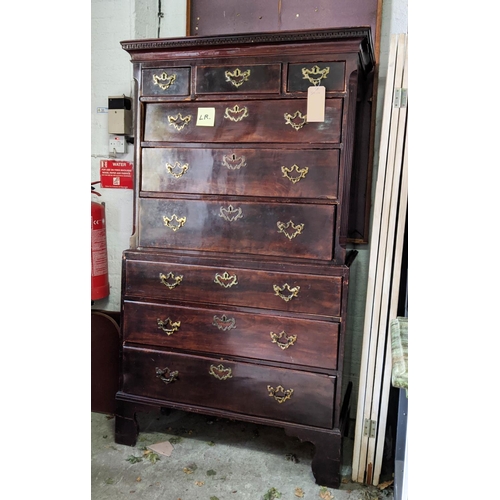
[143, 99, 342, 143]
[122, 346, 336, 428]
[195, 64, 281, 94]
[138, 198, 335, 260]
[142, 67, 191, 96]
[141, 147, 340, 200]
[123, 300, 340, 370]
[124, 259, 343, 317]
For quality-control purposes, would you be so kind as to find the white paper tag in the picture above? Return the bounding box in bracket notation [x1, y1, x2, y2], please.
[306, 86, 325, 122]
[196, 107, 216, 126]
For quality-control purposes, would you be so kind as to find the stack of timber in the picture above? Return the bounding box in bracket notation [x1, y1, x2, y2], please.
[351, 33, 408, 486]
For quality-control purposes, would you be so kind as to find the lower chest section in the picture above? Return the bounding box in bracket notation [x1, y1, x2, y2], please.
[120, 251, 347, 430]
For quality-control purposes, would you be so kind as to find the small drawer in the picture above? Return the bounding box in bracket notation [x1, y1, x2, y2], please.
[142, 67, 190, 96]
[122, 346, 336, 428]
[124, 258, 344, 317]
[144, 99, 342, 144]
[141, 147, 340, 200]
[138, 198, 336, 261]
[195, 64, 281, 94]
[287, 62, 345, 92]
[123, 300, 340, 370]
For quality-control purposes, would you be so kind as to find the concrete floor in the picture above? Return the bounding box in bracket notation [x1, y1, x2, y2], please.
[91, 409, 394, 500]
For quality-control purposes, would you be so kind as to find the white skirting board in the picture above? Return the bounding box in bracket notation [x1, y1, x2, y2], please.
[351, 33, 408, 486]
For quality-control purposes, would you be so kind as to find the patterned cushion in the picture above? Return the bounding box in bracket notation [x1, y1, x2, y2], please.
[390, 317, 408, 394]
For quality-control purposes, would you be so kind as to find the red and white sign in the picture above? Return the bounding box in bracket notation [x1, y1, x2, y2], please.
[100, 160, 133, 189]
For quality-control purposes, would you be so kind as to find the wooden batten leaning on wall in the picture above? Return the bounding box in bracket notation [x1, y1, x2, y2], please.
[352, 33, 408, 487]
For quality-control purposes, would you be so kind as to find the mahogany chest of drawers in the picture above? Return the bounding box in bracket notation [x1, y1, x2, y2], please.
[116, 28, 374, 488]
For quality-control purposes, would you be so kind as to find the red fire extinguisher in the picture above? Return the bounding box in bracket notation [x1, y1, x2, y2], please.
[91, 182, 110, 301]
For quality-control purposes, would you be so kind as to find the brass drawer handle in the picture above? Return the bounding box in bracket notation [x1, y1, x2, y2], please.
[157, 317, 181, 335]
[284, 111, 307, 131]
[213, 314, 236, 331]
[281, 164, 309, 184]
[225, 68, 251, 88]
[222, 153, 247, 170]
[209, 363, 233, 380]
[163, 214, 186, 231]
[159, 272, 183, 289]
[166, 161, 189, 179]
[152, 71, 177, 90]
[267, 385, 294, 403]
[224, 104, 249, 122]
[168, 113, 192, 131]
[273, 283, 300, 302]
[219, 204, 243, 222]
[277, 220, 304, 240]
[301, 65, 330, 86]
[155, 366, 179, 385]
[270, 331, 297, 350]
[214, 271, 238, 288]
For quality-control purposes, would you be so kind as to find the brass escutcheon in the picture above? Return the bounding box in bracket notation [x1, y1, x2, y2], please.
[155, 366, 179, 385]
[284, 111, 307, 131]
[157, 317, 181, 336]
[214, 271, 238, 288]
[152, 71, 177, 90]
[281, 164, 309, 184]
[267, 385, 294, 403]
[166, 161, 189, 179]
[213, 314, 236, 331]
[224, 104, 249, 122]
[273, 283, 300, 302]
[277, 220, 304, 240]
[222, 153, 247, 170]
[209, 363, 233, 380]
[270, 331, 297, 350]
[219, 205, 243, 222]
[163, 214, 186, 231]
[301, 65, 330, 86]
[159, 272, 183, 289]
[225, 68, 251, 88]
[168, 113, 192, 131]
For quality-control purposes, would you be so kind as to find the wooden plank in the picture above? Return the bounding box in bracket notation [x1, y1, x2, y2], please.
[358, 33, 407, 484]
[351, 33, 399, 483]
[351, 33, 398, 482]
[352, 33, 408, 484]
[372, 42, 408, 480]
[373, 118, 408, 485]
[366, 34, 408, 484]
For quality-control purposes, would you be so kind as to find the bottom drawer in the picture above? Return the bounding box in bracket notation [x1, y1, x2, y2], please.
[122, 346, 336, 429]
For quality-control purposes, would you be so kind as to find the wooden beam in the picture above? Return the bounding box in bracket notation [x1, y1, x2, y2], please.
[368, 35, 408, 486]
[352, 33, 400, 483]
[352, 33, 408, 484]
